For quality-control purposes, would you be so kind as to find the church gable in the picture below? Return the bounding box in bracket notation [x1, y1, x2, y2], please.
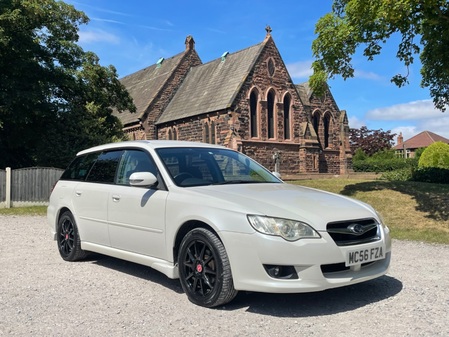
[115, 36, 201, 137]
[157, 43, 264, 125]
[114, 53, 184, 127]
[231, 31, 308, 143]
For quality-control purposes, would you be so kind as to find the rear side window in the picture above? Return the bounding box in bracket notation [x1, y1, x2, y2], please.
[60, 153, 98, 181]
[86, 150, 123, 184]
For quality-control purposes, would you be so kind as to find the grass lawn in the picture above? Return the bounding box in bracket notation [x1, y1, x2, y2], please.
[291, 178, 449, 244]
[1, 178, 448, 244]
[0, 206, 47, 216]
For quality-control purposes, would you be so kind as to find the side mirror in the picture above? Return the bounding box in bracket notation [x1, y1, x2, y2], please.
[272, 171, 282, 179]
[129, 172, 158, 187]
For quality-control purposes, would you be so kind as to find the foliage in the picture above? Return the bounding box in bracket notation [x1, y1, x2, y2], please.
[381, 167, 414, 182]
[353, 148, 417, 173]
[0, 0, 135, 169]
[310, 0, 449, 111]
[353, 156, 413, 173]
[414, 147, 426, 160]
[418, 141, 449, 169]
[352, 148, 367, 161]
[412, 167, 449, 184]
[350, 126, 396, 156]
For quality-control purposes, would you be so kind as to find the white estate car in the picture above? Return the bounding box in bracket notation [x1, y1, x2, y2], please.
[48, 140, 391, 307]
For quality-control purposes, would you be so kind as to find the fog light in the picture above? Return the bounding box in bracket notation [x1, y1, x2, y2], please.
[263, 265, 298, 279]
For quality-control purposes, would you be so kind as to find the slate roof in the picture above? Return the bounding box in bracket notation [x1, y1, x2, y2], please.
[393, 131, 449, 150]
[113, 52, 185, 126]
[296, 82, 312, 106]
[156, 43, 264, 124]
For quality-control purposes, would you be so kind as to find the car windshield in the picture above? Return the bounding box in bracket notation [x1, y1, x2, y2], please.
[156, 147, 282, 187]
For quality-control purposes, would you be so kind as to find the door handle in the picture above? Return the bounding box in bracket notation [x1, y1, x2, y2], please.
[112, 194, 121, 202]
[75, 191, 82, 197]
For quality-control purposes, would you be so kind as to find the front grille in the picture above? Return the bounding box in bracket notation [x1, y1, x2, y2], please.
[327, 218, 380, 246]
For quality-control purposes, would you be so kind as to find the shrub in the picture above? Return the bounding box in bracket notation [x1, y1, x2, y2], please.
[418, 141, 449, 169]
[353, 148, 367, 161]
[381, 167, 414, 181]
[352, 156, 415, 173]
[412, 167, 449, 184]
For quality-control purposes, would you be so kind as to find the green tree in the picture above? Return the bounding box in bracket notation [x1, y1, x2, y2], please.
[0, 0, 135, 168]
[310, 0, 449, 111]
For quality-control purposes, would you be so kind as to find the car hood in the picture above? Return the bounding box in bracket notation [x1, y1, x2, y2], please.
[190, 183, 377, 230]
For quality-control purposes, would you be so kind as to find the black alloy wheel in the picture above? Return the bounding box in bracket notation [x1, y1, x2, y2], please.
[57, 211, 87, 261]
[178, 228, 237, 307]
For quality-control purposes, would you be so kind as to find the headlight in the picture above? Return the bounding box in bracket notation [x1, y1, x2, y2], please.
[247, 215, 321, 241]
[375, 210, 388, 229]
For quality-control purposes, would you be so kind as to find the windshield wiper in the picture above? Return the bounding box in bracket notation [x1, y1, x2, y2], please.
[212, 180, 264, 185]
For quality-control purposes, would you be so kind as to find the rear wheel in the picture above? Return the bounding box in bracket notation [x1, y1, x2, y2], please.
[57, 211, 87, 261]
[178, 228, 238, 307]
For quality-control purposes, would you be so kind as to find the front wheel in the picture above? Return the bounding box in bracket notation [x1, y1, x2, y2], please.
[178, 228, 238, 307]
[57, 211, 87, 261]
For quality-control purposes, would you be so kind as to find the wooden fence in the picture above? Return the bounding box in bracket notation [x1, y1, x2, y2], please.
[0, 167, 64, 208]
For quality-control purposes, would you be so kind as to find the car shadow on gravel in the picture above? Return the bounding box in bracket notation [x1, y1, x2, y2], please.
[87, 253, 184, 294]
[83, 253, 401, 316]
[224, 275, 402, 316]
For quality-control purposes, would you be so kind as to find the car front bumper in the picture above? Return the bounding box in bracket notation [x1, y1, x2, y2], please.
[220, 229, 391, 293]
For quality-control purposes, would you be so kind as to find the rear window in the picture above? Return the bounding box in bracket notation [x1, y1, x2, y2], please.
[60, 153, 98, 181]
[86, 150, 123, 183]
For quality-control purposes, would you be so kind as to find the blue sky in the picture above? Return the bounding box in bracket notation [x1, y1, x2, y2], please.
[65, 0, 449, 143]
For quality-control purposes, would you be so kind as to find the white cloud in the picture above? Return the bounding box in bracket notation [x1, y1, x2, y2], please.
[366, 99, 445, 120]
[91, 17, 125, 25]
[348, 116, 365, 129]
[390, 126, 418, 145]
[354, 69, 383, 81]
[79, 29, 120, 44]
[287, 62, 382, 81]
[419, 116, 449, 140]
[286, 60, 313, 79]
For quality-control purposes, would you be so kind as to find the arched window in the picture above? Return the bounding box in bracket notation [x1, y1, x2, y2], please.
[203, 122, 210, 143]
[267, 90, 275, 139]
[173, 128, 177, 140]
[323, 113, 331, 148]
[168, 129, 173, 140]
[210, 121, 216, 144]
[250, 90, 258, 137]
[283, 94, 291, 140]
[313, 111, 320, 141]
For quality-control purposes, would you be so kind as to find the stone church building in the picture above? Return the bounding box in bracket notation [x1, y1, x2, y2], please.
[114, 28, 352, 175]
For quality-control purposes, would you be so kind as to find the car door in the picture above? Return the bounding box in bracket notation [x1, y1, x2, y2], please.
[107, 149, 168, 259]
[72, 150, 123, 246]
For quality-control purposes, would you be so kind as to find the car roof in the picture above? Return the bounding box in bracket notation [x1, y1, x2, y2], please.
[77, 140, 226, 156]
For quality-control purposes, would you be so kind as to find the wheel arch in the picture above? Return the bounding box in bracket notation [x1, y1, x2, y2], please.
[173, 220, 221, 264]
[53, 207, 72, 230]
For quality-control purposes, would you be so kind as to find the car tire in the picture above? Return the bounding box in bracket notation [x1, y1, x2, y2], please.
[178, 228, 238, 307]
[57, 211, 87, 261]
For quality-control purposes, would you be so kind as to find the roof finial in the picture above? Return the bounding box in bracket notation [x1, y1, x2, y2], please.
[265, 25, 272, 36]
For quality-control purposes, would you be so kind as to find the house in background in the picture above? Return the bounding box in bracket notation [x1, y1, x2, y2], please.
[393, 131, 449, 158]
[114, 28, 352, 175]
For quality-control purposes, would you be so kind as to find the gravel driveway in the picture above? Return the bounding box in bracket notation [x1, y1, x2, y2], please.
[1, 215, 448, 337]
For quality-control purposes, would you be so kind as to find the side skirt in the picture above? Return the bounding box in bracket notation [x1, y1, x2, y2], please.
[82, 242, 179, 279]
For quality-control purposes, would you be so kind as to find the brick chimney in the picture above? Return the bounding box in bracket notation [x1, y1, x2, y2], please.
[397, 132, 403, 145]
[185, 35, 195, 51]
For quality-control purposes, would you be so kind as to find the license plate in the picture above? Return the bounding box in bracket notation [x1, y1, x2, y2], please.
[345, 244, 385, 266]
